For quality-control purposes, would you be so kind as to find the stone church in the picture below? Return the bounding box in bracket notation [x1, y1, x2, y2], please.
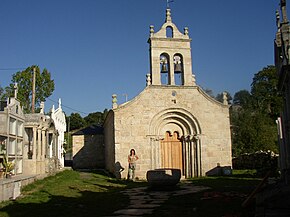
[103, 8, 232, 179]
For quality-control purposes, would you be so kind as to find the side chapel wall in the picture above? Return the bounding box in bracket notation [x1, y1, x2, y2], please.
[103, 111, 116, 175]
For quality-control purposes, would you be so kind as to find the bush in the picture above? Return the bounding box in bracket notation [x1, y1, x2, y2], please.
[232, 150, 278, 177]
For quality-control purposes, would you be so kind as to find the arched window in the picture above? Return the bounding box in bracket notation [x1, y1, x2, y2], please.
[173, 54, 184, 85]
[160, 54, 170, 85]
[166, 26, 173, 38]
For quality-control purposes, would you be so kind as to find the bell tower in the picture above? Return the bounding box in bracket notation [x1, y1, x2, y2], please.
[148, 8, 196, 86]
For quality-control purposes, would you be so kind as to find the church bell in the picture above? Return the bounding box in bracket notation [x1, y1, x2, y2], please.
[161, 62, 168, 73]
[174, 63, 182, 73]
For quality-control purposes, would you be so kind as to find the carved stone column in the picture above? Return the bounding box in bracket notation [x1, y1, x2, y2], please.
[194, 134, 202, 177]
[32, 127, 37, 160]
[42, 130, 46, 160]
[185, 136, 190, 177]
[169, 56, 175, 85]
[37, 128, 41, 161]
[149, 135, 164, 169]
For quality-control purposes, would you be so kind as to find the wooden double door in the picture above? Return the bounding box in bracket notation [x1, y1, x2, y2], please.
[160, 131, 183, 171]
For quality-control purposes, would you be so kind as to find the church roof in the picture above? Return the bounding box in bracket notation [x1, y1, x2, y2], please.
[72, 124, 103, 135]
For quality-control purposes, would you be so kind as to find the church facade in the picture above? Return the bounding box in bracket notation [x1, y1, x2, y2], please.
[104, 8, 232, 179]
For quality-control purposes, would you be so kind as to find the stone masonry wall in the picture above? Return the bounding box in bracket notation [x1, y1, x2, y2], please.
[108, 85, 232, 179]
[72, 134, 104, 169]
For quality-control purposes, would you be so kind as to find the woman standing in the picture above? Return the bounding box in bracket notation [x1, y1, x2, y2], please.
[128, 149, 139, 181]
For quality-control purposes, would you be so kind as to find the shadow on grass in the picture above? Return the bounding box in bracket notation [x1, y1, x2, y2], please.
[0, 189, 127, 217]
[0, 170, 262, 217]
[151, 176, 261, 217]
[0, 170, 148, 217]
[187, 176, 261, 194]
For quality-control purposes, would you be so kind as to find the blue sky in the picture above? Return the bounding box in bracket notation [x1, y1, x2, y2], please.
[0, 0, 286, 116]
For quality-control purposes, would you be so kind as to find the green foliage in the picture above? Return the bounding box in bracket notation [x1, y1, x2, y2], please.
[0, 153, 14, 176]
[64, 109, 108, 153]
[232, 151, 278, 177]
[5, 66, 55, 113]
[84, 111, 105, 126]
[0, 170, 130, 217]
[231, 65, 281, 156]
[0, 86, 4, 100]
[202, 88, 233, 104]
[231, 109, 278, 156]
[0, 85, 14, 101]
[251, 65, 282, 119]
[67, 113, 86, 131]
[63, 132, 72, 153]
[153, 176, 260, 217]
[67, 109, 108, 132]
[203, 88, 215, 98]
[233, 90, 253, 109]
[231, 169, 257, 178]
[215, 91, 232, 104]
[0, 169, 260, 217]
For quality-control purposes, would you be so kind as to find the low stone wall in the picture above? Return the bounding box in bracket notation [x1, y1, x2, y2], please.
[0, 168, 70, 202]
[232, 151, 278, 176]
[0, 175, 37, 202]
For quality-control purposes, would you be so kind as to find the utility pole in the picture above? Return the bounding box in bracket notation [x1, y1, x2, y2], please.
[67, 116, 71, 160]
[31, 67, 36, 113]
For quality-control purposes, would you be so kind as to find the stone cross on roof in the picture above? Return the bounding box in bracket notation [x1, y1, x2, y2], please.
[13, 83, 18, 99]
[166, 0, 174, 8]
[281, 0, 288, 22]
[58, 98, 62, 108]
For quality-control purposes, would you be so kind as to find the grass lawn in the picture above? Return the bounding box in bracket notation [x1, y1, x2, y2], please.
[0, 169, 261, 217]
[151, 176, 260, 217]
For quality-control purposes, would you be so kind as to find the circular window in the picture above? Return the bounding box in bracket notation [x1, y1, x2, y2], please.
[172, 91, 177, 96]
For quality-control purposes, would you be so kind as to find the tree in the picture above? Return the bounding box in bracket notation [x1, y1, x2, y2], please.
[0, 85, 11, 101]
[84, 112, 104, 126]
[0, 86, 4, 100]
[231, 108, 278, 156]
[215, 91, 232, 104]
[67, 109, 109, 132]
[6, 65, 55, 113]
[251, 65, 282, 119]
[84, 109, 109, 126]
[201, 87, 213, 97]
[103, 109, 109, 120]
[230, 65, 281, 156]
[67, 113, 86, 131]
[233, 90, 253, 108]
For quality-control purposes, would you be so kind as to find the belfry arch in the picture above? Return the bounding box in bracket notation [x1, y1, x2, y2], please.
[173, 53, 184, 85]
[160, 53, 170, 85]
[148, 108, 202, 178]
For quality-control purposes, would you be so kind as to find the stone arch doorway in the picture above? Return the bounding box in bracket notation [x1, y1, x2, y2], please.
[160, 131, 183, 171]
[149, 108, 202, 178]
